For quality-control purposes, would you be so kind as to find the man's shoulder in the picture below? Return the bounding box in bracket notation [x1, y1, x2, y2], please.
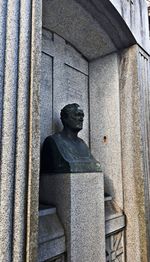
[44, 133, 61, 142]
[77, 136, 88, 146]
[43, 133, 64, 151]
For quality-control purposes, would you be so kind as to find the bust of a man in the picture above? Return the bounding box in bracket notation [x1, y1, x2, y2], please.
[41, 103, 101, 173]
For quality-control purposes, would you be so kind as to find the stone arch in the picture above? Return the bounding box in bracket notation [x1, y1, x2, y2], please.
[43, 0, 136, 56]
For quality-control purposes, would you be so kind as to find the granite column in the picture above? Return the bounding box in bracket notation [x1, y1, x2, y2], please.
[0, 0, 41, 261]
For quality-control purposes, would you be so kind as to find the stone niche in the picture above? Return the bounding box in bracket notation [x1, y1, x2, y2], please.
[39, 0, 125, 261]
[41, 0, 123, 207]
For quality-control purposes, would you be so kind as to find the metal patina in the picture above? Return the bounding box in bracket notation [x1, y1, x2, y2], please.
[41, 103, 101, 173]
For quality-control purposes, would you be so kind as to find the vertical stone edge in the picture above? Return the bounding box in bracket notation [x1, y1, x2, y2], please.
[12, 1, 32, 261]
[0, 1, 7, 157]
[0, 1, 20, 261]
[26, 0, 42, 261]
[137, 47, 150, 260]
[119, 44, 148, 262]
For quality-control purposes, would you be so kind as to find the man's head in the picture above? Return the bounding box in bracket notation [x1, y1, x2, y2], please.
[60, 103, 84, 132]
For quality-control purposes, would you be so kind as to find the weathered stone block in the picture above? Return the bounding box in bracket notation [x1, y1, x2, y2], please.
[40, 172, 105, 262]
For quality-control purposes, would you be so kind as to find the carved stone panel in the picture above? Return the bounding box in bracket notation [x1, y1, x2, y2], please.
[42, 29, 89, 145]
[106, 231, 124, 262]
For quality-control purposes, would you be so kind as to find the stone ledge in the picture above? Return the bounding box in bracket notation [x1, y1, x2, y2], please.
[38, 207, 66, 262]
[39, 236, 65, 262]
[106, 214, 125, 236]
[105, 196, 126, 236]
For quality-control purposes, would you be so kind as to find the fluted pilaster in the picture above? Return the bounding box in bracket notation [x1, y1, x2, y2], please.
[0, 0, 41, 261]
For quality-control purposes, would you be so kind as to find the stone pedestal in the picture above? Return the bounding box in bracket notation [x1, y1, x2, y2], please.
[40, 172, 105, 262]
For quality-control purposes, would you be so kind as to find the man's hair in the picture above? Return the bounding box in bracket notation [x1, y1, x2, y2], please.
[60, 103, 80, 125]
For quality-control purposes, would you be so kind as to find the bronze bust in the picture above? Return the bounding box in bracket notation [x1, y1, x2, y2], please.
[41, 103, 101, 173]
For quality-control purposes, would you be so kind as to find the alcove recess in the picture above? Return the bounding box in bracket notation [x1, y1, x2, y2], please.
[42, 0, 123, 208]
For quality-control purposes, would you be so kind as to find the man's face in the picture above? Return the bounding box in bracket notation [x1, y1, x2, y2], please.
[65, 107, 84, 132]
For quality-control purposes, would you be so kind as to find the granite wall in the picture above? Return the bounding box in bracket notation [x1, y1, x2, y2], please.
[110, 0, 150, 53]
[119, 45, 148, 261]
[89, 53, 123, 209]
[0, 0, 150, 261]
[0, 0, 41, 261]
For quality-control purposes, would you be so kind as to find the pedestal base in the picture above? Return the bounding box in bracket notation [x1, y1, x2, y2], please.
[40, 172, 105, 262]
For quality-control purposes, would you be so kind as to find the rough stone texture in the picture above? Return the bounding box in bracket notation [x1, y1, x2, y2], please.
[0, 1, 41, 261]
[26, 0, 42, 261]
[0, 1, 20, 261]
[0, 1, 7, 148]
[75, 0, 136, 50]
[0, 1, 149, 262]
[12, 1, 32, 261]
[110, 0, 150, 54]
[43, 0, 116, 60]
[119, 45, 148, 262]
[41, 53, 53, 146]
[137, 48, 150, 259]
[89, 53, 123, 209]
[40, 172, 105, 262]
[38, 207, 66, 262]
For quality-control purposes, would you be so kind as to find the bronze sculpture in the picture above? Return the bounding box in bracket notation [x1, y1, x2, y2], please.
[41, 103, 101, 173]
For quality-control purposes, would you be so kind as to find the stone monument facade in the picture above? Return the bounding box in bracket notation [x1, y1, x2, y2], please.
[0, 0, 150, 261]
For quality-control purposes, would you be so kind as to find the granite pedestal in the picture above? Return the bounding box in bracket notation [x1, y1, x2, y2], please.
[40, 172, 105, 262]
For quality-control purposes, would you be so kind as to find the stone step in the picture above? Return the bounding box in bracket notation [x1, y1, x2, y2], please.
[39, 205, 56, 216]
[38, 206, 66, 262]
